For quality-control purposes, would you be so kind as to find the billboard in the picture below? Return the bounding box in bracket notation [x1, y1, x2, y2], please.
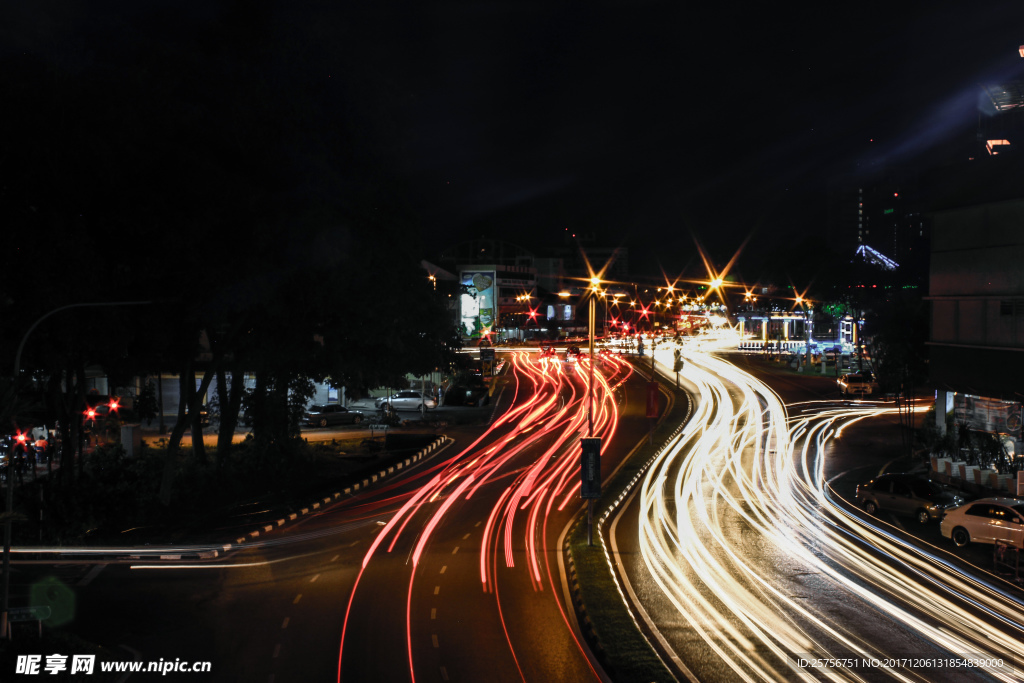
[460, 271, 495, 339]
[954, 394, 1023, 438]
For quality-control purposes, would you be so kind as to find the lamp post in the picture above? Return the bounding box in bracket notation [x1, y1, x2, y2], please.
[2, 299, 152, 640]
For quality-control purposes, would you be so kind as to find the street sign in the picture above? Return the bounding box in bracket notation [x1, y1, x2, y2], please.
[580, 437, 602, 499]
[8, 606, 51, 622]
[646, 381, 659, 418]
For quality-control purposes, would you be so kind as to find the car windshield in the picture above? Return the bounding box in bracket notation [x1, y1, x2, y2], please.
[910, 480, 942, 498]
[309, 405, 327, 412]
[1011, 504, 1024, 517]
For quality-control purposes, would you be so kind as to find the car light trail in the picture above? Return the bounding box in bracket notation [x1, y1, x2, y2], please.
[338, 349, 629, 683]
[631, 338, 1024, 682]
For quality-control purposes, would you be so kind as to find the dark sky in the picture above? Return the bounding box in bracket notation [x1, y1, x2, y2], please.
[9, 1, 1024, 277]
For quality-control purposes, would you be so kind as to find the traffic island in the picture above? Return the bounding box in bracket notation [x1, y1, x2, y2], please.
[565, 367, 690, 683]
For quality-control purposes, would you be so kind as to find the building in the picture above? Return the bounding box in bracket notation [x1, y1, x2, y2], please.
[925, 154, 1024, 454]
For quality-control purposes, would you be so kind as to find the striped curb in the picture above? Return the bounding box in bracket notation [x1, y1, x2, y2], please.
[565, 375, 691, 675]
[216, 435, 451, 556]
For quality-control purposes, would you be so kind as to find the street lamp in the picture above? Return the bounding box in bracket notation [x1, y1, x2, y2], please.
[3, 299, 152, 640]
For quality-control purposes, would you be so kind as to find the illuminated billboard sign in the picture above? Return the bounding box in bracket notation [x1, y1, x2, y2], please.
[460, 271, 495, 338]
[954, 394, 1022, 438]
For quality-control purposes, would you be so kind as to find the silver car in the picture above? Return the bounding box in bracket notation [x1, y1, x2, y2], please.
[856, 473, 962, 524]
[375, 391, 438, 411]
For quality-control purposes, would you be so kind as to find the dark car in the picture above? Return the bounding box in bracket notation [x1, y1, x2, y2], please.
[442, 385, 489, 407]
[304, 404, 365, 428]
[855, 472, 963, 524]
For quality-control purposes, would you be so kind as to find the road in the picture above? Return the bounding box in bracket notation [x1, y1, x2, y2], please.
[6, 349, 658, 682]
[609, 337, 1024, 682]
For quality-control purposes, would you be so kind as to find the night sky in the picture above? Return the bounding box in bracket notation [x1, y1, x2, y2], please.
[8, 1, 1024, 277]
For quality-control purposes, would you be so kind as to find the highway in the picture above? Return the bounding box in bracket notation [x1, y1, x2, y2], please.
[7, 349, 656, 682]
[609, 336, 1024, 682]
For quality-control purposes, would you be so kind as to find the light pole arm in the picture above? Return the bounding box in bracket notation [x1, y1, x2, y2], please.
[13, 301, 153, 378]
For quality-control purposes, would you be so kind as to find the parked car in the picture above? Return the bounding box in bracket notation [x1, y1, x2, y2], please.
[856, 472, 963, 524]
[374, 391, 438, 411]
[837, 371, 878, 397]
[442, 385, 489, 407]
[304, 404, 365, 428]
[940, 497, 1024, 548]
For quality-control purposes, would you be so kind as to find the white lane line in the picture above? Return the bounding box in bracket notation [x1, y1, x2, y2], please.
[451, 546, 459, 555]
[281, 617, 289, 629]
[440, 566, 447, 574]
[293, 594, 302, 604]
[440, 666, 449, 680]
[273, 644, 281, 658]
[432, 634, 439, 648]
[310, 574, 320, 583]
[77, 564, 107, 587]
[474, 521, 482, 527]
[433, 586, 440, 595]
[331, 554, 340, 562]
[431, 608, 436, 620]
[462, 533, 470, 540]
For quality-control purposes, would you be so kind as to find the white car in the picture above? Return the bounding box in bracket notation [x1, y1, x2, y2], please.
[837, 371, 878, 397]
[375, 391, 438, 411]
[940, 497, 1024, 548]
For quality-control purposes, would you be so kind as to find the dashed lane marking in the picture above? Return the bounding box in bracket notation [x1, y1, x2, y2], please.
[77, 564, 107, 587]
[293, 594, 302, 604]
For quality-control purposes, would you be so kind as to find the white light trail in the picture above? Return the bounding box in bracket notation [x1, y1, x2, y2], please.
[634, 336, 1024, 681]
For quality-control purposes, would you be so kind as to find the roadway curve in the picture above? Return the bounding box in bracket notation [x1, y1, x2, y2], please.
[610, 339, 1024, 682]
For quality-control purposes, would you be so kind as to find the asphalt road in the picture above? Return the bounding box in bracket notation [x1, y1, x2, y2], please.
[5, 350, 660, 682]
[609, 342, 1024, 682]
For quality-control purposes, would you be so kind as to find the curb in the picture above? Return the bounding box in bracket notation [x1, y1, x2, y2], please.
[565, 369, 692, 680]
[212, 435, 451, 557]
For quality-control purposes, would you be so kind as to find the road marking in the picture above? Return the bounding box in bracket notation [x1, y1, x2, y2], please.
[310, 574, 320, 583]
[349, 541, 360, 547]
[273, 643, 281, 658]
[474, 521, 481, 527]
[331, 554, 340, 562]
[432, 634, 439, 648]
[431, 608, 436, 620]
[462, 533, 470, 540]
[433, 586, 440, 595]
[440, 565, 447, 574]
[281, 617, 289, 629]
[440, 666, 449, 681]
[293, 594, 302, 604]
[451, 546, 459, 555]
[77, 564, 107, 587]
